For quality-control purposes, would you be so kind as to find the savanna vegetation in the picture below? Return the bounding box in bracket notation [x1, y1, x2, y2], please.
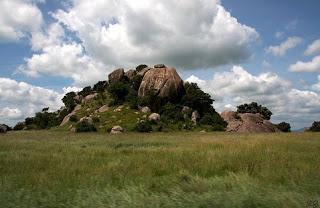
[0, 131, 320, 207]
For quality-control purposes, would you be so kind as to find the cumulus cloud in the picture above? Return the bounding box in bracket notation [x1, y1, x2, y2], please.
[0, 108, 23, 120]
[266, 36, 302, 56]
[0, 78, 63, 125]
[186, 66, 320, 129]
[51, 0, 258, 69]
[311, 75, 320, 91]
[289, 55, 320, 72]
[304, 39, 320, 56]
[20, 23, 108, 87]
[0, 0, 43, 42]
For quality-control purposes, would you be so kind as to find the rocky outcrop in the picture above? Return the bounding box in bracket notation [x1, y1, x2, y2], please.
[98, 105, 109, 113]
[149, 113, 161, 122]
[137, 67, 151, 77]
[221, 111, 280, 133]
[83, 93, 98, 104]
[108, 68, 125, 84]
[140, 106, 151, 113]
[191, 111, 200, 125]
[111, 126, 124, 134]
[125, 69, 136, 81]
[138, 66, 184, 100]
[60, 105, 82, 126]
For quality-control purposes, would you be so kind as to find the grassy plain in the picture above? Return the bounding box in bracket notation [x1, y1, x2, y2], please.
[0, 131, 320, 207]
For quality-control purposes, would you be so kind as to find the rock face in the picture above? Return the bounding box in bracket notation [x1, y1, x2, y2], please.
[0, 124, 8, 133]
[125, 69, 136, 81]
[149, 113, 161, 122]
[108, 68, 125, 84]
[98, 105, 109, 113]
[221, 111, 280, 133]
[140, 106, 151, 113]
[111, 126, 124, 134]
[137, 67, 151, 77]
[60, 105, 82, 126]
[138, 66, 184, 100]
[191, 111, 200, 125]
[83, 93, 98, 104]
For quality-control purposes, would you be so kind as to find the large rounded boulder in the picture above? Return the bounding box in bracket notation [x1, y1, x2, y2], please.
[221, 111, 280, 133]
[138, 65, 184, 100]
[108, 68, 125, 84]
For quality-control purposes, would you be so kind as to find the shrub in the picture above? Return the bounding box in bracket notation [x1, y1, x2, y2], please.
[181, 82, 214, 116]
[13, 122, 25, 131]
[199, 113, 227, 126]
[309, 121, 320, 132]
[160, 103, 184, 122]
[108, 82, 130, 105]
[136, 64, 148, 72]
[92, 117, 100, 123]
[62, 92, 77, 112]
[237, 102, 272, 120]
[69, 115, 78, 122]
[75, 121, 97, 132]
[276, 122, 291, 132]
[93, 81, 108, 92]
[131, 75, 143, 91]
[79, 86, 93, 97]
[135, 120, 152, 132]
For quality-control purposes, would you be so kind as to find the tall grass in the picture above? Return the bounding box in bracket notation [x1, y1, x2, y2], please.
[0, 131, 319, 207]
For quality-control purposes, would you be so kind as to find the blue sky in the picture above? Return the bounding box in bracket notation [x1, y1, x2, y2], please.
[0, 0, 320, 129]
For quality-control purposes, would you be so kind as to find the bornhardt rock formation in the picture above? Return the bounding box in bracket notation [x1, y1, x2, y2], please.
[138, 64, 184, 101]
[221, 111, 280, 133]
[10, 63, 283, 133]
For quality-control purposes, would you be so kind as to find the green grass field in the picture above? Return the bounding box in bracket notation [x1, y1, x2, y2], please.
[1, 131, 320, 208]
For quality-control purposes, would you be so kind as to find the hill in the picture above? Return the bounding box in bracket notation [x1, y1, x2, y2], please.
[9, 64, 283, 134]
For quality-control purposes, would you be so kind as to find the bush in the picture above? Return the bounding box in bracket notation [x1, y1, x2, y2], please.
[75, 121, 97, 132]
[276, 122, 291, 132]
[108, 82, 130, 105]
[69, 115, 78, 122]
[131, 75, 143, 91]
[237, 102, 272, 120]
[13, 122, 25, 131]
[93, 81, 108, 92]
[135, 120, 152, 132]
[79, 86, 93, 97]
[160, 103, 184, 122]
[62, 92, 77, 112]
[181, 82, 214, 116]
[309, 121, 320, 132]
[199, 113, 227, 127]
[136, 64, 148, 72]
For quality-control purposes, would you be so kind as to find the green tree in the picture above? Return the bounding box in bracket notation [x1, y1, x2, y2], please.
[309, 121, 320, 132]
[181, 82, 214, 116]
[62, 92, 77, 112]
[276, 122, 291, 132]
[237, 102, 272, 120]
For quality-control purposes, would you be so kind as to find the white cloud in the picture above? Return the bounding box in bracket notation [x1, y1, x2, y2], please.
[0, 108, 23, 120]
[289, 55, 320, 72]
[0, 0, 43, 42]
[311, 75, 320, 91]
[0, 78, 63, 125]
[186, 66, 320, 129]
[21, 43, 107, 87]
[304, 39, 320, 56]
[51, 0, 258, 69]
[266, 36, 302, 56]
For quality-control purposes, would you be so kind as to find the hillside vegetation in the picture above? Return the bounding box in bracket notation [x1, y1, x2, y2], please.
[1, 131, 320, 207]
